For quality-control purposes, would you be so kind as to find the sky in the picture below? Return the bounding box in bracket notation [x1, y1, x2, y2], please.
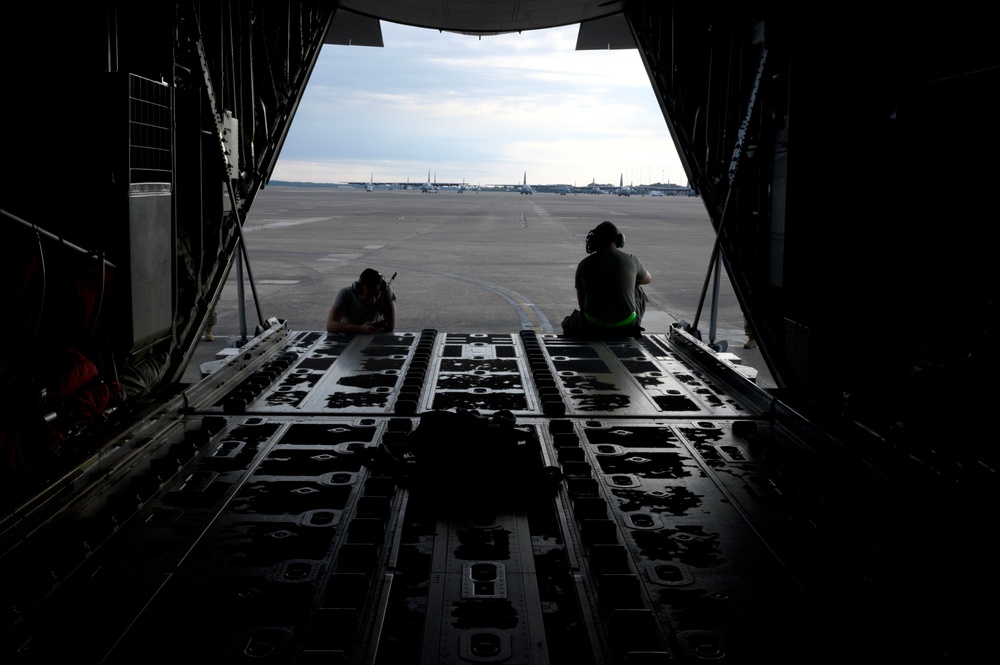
[270, 21, 688, 188]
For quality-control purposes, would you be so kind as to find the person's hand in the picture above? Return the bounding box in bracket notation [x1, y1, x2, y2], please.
[360, 323, 378, 334]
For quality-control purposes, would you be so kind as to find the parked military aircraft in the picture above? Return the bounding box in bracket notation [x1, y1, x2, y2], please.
[488, 172, 534, 194]
[350, 171, 470, 193]
[636, 183, 697, 197]
[616, 173, 632, 196]
[420, 170, 438, 193]
[519, 172, 533, 195]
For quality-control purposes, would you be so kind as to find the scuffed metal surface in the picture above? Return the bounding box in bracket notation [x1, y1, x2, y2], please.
[0, 330, 840, 663]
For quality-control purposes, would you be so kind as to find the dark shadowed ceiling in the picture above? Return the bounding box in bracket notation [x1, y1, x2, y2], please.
[337, 0, 625, 34]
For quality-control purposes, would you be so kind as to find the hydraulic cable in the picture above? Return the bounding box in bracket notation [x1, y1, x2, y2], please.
[186, 5, 266, 332]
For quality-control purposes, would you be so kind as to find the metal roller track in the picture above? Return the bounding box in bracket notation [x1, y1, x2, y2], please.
[1, 329, 865, 664]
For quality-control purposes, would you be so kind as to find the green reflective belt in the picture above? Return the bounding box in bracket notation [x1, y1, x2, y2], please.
[584, 311, 637, 328]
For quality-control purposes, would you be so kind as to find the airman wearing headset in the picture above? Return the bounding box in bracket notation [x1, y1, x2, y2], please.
[561, 221, 651, 339]
[326, 268, 397, 334]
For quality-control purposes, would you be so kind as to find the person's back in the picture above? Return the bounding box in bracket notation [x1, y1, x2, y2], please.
[562, 221, 651, 339]
[576, 249, 645, 324]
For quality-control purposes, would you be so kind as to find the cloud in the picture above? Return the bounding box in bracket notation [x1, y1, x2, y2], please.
[271, 21, 687, 186]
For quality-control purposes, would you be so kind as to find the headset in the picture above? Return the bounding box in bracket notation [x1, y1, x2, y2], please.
[585, 221, 625, 254]
[354, 268, 384, 296]
[353, 269, 398, 319]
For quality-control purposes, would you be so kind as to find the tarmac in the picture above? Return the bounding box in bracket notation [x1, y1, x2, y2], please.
[183, 187, 775, 389]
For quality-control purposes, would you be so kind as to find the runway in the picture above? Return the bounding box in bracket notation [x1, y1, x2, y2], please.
[187, 187, 773, 387]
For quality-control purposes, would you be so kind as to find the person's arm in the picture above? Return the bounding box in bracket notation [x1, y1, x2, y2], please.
[576, 288, 586, 311]
[632, 255, 652, 286]
[327, 306, 378, 334]
[380, 299, 396, 332]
